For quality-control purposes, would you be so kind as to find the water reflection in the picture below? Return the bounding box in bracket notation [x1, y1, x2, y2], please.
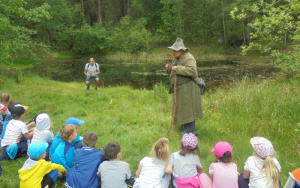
[34, 59, 278, 90]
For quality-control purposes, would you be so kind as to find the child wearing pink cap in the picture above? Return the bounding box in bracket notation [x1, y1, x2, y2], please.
[165, 133, 202, 188]
[209, 141, 238, 188]
[239, 137, 281, 188]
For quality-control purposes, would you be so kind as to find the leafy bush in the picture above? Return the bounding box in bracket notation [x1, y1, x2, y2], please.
[72, 24, 109, 55]
[110, 16, 151, 53]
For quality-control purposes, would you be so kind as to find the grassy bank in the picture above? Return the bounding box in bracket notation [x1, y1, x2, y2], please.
[0, 73, 299, 187]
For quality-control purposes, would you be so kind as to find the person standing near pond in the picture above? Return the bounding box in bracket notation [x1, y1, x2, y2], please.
[84, 58, 100, 91]
[165, 37, 203, 133]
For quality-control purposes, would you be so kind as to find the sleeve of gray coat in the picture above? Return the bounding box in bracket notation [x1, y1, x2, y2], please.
[175, 59, 197, 77]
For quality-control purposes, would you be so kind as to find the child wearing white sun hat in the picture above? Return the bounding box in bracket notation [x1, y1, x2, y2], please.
[239, 137, 281, 188]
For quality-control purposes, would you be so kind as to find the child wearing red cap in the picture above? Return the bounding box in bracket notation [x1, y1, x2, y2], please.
[209, 141, 238, 188]
[165, 133, 202, 188]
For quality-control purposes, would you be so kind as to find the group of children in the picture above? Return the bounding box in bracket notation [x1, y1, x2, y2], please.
[0, 93, 299, 188]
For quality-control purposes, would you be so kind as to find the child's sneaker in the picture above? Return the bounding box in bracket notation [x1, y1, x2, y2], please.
[95, 87, 98, 91]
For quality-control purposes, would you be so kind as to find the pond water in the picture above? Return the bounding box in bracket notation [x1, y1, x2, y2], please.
[35, 57, 279, 90]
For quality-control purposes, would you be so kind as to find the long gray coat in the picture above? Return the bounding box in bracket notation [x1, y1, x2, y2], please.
[169, 51, 203, 125]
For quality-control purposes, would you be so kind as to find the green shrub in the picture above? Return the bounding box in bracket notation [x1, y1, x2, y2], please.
[72, 24, 109, 55]
[110, 16, 151, 53]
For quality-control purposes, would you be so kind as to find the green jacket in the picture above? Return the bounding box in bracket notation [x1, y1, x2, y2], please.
[170, 51, 203, 125]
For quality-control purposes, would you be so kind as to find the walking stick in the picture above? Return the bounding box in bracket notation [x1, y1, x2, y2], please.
[167, 74, 177, 135]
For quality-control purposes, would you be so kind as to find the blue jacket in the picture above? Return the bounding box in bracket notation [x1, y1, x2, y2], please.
[66, 147, 103, 188]
[51, 141, 75, 171]
[49, 131, 82, 159]
[1, 115, 12, 139]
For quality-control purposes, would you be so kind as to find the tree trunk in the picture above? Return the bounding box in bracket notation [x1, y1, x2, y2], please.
[127, 0, 130, 16]
[221, 0, 226, 42]
[97, 0, 102, 24]
[81, 0, 84, 14]
[121, 0, 125, 17]
[81, 0, 84, 25]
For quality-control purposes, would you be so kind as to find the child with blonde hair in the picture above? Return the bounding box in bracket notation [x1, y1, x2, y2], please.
[51, 124, 77, 171]
[239, 137, 281, 188]
[209, 141, 238, 188]
[165, 133, 202, 188]
[133, 137, 171, 188]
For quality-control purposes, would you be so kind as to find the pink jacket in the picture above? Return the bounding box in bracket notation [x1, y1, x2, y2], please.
[175, 173, 212, 188]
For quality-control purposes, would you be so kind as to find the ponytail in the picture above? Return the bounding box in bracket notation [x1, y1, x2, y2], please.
[263, 156, 280, 188]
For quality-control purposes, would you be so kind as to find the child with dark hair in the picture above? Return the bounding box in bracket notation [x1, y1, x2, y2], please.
[51, 124, 77, 171]
[65, 132, 103, 188]
[165, 133, 202, 188]
[18, 142, 67, 188]
[97, 142, 131, 188]
[209, 141, 238, 188]
[0, 103, 35, 161]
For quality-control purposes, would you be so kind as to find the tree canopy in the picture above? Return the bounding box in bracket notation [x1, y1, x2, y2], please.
[1, 0, 299, 70]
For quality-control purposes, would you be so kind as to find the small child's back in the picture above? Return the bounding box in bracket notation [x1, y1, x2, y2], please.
[98, 160, 131, 188]
[209, 162, 238, 188]
[66, 147, 103, 188]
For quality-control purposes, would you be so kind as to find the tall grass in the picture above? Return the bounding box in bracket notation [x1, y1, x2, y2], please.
[0, 74, 299, 187]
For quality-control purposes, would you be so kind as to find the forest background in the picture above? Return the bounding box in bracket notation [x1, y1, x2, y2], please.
[0, 0, 300, 187]
[0, 0, 299, 70]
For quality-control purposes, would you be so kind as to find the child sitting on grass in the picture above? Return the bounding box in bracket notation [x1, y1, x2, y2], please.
[209, 141, 238, 188]
[30, 113, 54, 160]
[239, 137, 281, 188]
[0, 99, 17, 141]
[284, 168, 300, 188]
[0, 93, 10, 134]
[165, 133, 202, 188]
[49, 117, 84, 159]
[51, 124, 77, 171]
[133, 137, 171, 188]
[18, 142, 67, 188]
[0, 103, 35, 161]
[65, 132, 103, 188]
[97, 141, 131, 188]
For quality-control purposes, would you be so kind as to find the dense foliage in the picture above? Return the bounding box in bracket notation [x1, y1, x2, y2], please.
[1, 0, 299, 70]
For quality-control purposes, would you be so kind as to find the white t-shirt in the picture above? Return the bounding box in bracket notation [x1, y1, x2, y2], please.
[169, 151, 202, 187]
[133, 157, 168, 188]
[1, 119, 28, 147]
[85, 63, 100, 75]
[244, 156, 281, 188]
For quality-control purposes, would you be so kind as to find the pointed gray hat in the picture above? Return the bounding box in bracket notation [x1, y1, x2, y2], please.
[168, 37, 188, 51]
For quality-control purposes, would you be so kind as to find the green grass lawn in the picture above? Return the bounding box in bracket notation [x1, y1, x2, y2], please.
[0, 74, 299, 187]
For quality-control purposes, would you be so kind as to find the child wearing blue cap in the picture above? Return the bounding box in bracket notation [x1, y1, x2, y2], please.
[18, 142, 67, 188]
[65, 132, 103, 188]
[49, 117, 84, 159]
[51, 124, 77, 171]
